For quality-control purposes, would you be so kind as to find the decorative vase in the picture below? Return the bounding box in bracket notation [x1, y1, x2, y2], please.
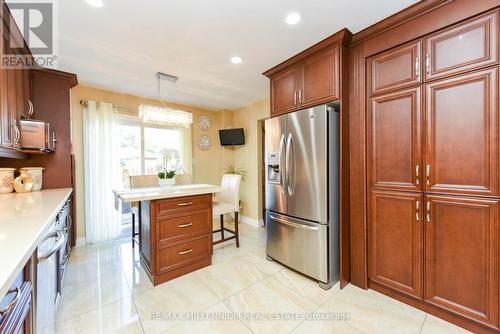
[0, 168, 15, 193]
[158, 178, 175, 188]
[19, 167, 44, 191]
[13, 169, 34, 193]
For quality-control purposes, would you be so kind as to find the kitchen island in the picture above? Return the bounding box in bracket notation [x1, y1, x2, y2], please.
[114, 184, 223, 285]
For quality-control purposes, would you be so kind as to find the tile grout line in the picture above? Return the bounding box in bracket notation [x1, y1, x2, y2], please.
[419, 313, 428, 334]
[55, 295, 129, 325]
[219, 298, 257, 334]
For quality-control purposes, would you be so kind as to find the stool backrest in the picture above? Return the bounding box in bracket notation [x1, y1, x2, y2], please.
[219, 174, 242, 208]
[129, 175, 158, 189]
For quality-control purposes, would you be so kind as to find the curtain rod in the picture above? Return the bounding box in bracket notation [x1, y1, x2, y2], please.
[80, 99, 138, 114]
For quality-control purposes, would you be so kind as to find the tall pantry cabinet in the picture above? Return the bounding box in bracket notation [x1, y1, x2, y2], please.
[367, 10, 500, 331]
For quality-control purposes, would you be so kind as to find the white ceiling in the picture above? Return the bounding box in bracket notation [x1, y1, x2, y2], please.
[57, 0, 418, 110]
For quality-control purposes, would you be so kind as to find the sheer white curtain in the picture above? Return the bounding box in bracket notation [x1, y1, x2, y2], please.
[83, 101, 121, 244]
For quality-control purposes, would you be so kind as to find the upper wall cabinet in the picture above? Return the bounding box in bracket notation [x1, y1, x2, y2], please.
[300, 45, 339, 108]
[424, 11, 498, 81]
[271, 66, 300, 116]
[368, 40, 421, 96]
[0, 3, 33, 158]
[264, 30, 350, 117]
[269, 46, 339, 117]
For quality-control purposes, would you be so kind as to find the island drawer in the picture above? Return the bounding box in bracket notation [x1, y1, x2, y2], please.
[157, 210, 211, 244]
[156, 234, 211, 273]
[156, 194, 211, 217]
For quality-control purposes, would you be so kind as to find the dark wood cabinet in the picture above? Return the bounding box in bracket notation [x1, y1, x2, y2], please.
[369, 40, 421, 95]
[0, 2, 31, 157]
[300, 45, 340, 108]
[368, 87, 422, 191]
[270, 66, 299, 117]
[425, 67, 498, 196]
[139, 194, 213, 286]
[265, 29, 350, 117]
[0, 68, 15, 149]
[360, 7, 500, 333]
[270, 48, 340, 116]
[424, 11, 498, 82]
[368, 190, 423, 299]
[424, 194, 499, 329]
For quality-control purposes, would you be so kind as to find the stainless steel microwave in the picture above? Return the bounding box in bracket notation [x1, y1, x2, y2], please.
[19, 119, 56, 152]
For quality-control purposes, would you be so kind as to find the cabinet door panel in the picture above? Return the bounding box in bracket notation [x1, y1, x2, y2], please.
[368, 190, 423, 299]
[425, 67, 498, 196]
[369, 40, 421, 96]
[1, 68, 15, 148]
[425, 11, 498, 81]
[301, 45, 339, 107]
[368, 87, 422, 191]
[271, 66, 299, 116]
[425, 195, 499, 328]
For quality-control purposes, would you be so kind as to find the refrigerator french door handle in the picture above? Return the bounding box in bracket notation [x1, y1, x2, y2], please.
[286, 133, 296, 196]
[279, 134, 286, 193]
[285, 133, 294, 196]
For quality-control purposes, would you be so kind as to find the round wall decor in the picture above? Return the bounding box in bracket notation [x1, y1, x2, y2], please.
[197, 134, 212, 151]
[197, 115, 213, 131]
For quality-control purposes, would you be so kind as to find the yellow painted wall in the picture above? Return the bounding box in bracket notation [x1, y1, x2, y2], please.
[71, 85, 233, 238]
[231, 98, 270, 221]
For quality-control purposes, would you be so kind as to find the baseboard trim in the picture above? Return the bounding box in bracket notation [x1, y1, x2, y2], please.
[76, 237, 86, 247]
[239, 216, 263, 228]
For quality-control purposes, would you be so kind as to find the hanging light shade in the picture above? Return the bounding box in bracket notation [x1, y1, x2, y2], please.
[138, 105, 193, 128]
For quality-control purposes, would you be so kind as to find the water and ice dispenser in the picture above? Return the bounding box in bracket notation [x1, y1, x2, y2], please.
[266, 152, 280, 183]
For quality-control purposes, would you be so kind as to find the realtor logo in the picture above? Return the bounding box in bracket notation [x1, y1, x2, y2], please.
[2, 0, 57, 68]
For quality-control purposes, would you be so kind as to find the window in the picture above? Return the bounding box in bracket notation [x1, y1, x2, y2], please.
[118, 115, 190, 188]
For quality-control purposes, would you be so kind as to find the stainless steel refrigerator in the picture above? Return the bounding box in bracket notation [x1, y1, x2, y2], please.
[265, 103, 339, 289]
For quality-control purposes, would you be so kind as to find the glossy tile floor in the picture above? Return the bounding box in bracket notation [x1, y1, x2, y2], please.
[56, 221, 470, 334]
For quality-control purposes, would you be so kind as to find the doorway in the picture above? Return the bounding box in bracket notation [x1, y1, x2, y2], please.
[258, 120, 266, 226]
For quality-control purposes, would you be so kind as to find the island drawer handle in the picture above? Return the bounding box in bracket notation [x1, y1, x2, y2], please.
[178, 223, 193, 228]
[178, 249, 193, 255]
[0, 288, 20, 316]
[177, 202, 193, 206]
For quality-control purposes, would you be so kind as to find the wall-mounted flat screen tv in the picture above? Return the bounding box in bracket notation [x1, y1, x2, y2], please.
[219, 128, 245, 146]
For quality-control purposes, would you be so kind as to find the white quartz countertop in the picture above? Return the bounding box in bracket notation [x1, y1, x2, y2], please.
[0, 188, 72, 299]
[114, 184, 224, 203]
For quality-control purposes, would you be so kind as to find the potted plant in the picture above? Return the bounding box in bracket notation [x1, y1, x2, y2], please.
[224, 165, 247, 181]
[158, 169, 176, 188]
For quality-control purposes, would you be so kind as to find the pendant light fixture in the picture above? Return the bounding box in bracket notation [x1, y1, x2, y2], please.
[138, 72, 193, 128]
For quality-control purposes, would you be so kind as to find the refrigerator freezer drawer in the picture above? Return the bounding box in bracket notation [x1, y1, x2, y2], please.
[266, 212, 328, 282]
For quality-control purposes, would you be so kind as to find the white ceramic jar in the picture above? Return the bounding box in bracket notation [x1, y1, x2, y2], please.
[19, 167, 44, 191]
[0, 168, 15, 193]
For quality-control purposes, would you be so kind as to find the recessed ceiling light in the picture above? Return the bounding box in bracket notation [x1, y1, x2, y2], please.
[231, 56, 242, 64]
[86, 0, 103, 8]
[286, 12, 301, 25]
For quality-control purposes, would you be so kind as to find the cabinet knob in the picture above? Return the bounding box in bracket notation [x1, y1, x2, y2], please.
[426, 202, 431, 223]
[11, 123, 20, 146]
[415, 56, 420, 78]
[293, 91, 297, 105]
[415, 165, 420, 185]
[27, 99, 34, 116]
[425, 53, 430, 74]
[416, 200, 420, 221]
[426, 165, 431, 186]
[178, 249, 193, 255]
